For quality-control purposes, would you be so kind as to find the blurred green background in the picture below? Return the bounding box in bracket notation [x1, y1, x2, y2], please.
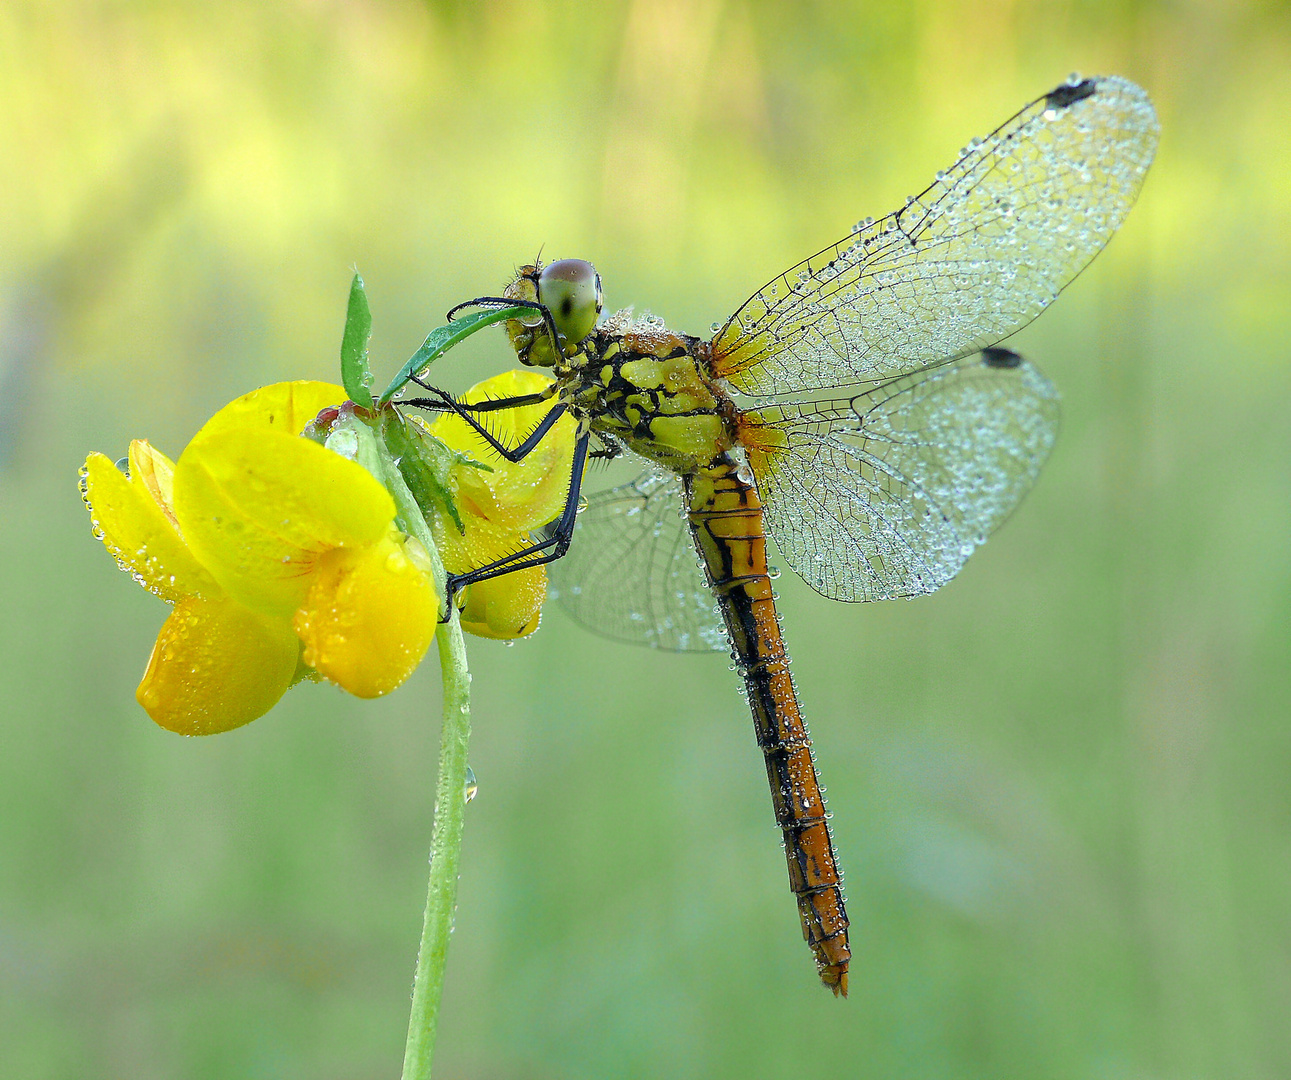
[3, 1, 1289, 1077]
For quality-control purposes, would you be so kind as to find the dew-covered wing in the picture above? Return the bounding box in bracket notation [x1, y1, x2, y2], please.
[741, 349, 1059, 601]
[711, 76, 1158, 395]
[548, 471, 729, 652]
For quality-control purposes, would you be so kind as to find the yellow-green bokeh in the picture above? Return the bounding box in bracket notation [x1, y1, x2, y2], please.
[4, 2, 1290, 1077]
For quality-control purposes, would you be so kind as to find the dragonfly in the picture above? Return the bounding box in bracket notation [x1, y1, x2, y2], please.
[406, 74, 1158, 996]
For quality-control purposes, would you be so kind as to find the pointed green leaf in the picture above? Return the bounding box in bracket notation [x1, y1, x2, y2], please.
[340, 272, 375, 410]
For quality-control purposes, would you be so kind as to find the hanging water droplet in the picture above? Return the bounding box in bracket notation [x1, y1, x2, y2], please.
[463, 766, 479, 803]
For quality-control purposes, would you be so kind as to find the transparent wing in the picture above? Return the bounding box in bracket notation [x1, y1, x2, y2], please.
[548, 471, 729, 652]
[711, 76, 1158, 395]
[742, 348, 1059, 601]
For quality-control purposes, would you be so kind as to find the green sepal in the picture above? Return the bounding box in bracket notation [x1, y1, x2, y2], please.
[377, 305, 533, 406]
[381, 410, 469, 534]
[340, 272, 376, 410]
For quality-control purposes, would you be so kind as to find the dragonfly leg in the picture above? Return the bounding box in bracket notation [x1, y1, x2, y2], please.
[445, 294, 563, 363]
[587, 437, 623, 463]
[443, 432, 591, 601]
[403, 382, 566, 464]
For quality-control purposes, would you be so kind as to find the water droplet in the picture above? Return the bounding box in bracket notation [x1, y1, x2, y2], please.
[463, 766, 478, 803]
[325, 428, 360, 460]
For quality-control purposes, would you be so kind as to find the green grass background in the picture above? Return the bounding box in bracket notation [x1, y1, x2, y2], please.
[3, 2, 1290, 1076]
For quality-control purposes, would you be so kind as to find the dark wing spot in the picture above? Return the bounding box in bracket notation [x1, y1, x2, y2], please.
[1045, 78, 1097, 110]
[981, 346, 1023, 368]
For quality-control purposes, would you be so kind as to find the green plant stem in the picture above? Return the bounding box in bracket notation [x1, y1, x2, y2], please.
[348, 408, 470, 1077]
[401, 608, 472, 1080]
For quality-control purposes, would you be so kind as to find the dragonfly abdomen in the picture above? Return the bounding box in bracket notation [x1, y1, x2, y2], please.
[684, 459, 851, 996]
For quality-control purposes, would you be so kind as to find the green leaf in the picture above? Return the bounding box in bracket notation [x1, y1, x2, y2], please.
[340, 272, 376, 410]
[377, 305, 532, 406]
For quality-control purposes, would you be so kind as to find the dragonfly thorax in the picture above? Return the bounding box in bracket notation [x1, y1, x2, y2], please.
[571, 317, 737, 474]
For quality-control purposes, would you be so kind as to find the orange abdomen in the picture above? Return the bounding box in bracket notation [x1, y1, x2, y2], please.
[684, 459, 851, 995]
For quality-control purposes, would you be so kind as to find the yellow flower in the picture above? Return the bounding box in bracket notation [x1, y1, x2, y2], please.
[81, 382, 440, 735]
[429, 369, 577, 641]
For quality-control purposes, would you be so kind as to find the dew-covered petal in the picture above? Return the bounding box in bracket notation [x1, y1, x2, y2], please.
[81, 449, 220, 602]
[433, 506, 525, 577]
[294, 532, 439, 698]
[128, 439, 179, 525]
[459, 564, 545, 641]
[433, 510, 548, 640]
[173, 427, 395, 616]
[137, 595, 299, 735]
[189, 381, 347, 442]
[431, 369, 576, 532]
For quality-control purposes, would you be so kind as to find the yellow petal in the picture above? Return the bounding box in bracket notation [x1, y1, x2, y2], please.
[432, 506, 521, 575]
[459, 564, 546, 640]
[189, 381, 347, 442]
[137, 595, 299, 735]
[433, 511, 547, 641]
[294, 532, 439, 698]
[431, 369, 576, 532]
[81, 449, 221, 602]
[173, 427, 395, 616]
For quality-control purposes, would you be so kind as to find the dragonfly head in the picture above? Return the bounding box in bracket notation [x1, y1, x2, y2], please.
[504, 259, 602, 367]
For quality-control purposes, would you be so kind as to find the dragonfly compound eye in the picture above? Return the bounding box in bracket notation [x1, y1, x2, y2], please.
[537, 259, 602, 349]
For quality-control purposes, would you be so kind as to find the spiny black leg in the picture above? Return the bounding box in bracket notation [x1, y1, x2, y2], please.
[445, 295, 532, 322]
[403, 382, 567, 464]
[444, 295, 563, 362]
[445, 432, 590, 603]
[452, 392, 554, 414]
[587, 435, 623, 463]
[401, 382, 554, 416]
